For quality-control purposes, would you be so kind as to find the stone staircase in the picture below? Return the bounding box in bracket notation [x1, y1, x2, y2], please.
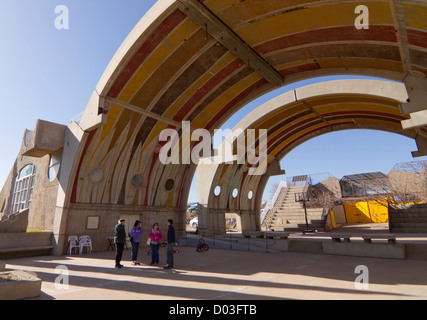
[267, 186, 326, 231]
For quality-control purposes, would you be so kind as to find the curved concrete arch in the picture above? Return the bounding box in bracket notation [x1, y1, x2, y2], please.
[196, 79, 427, 235]
[52, 0, 427, 253]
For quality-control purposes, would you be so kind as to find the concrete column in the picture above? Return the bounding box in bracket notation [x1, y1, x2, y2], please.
[399, 76, 427, 115]
[240, 210, 258, 232]
[52, 122, 85, 255]
[412, 135, 427, 158]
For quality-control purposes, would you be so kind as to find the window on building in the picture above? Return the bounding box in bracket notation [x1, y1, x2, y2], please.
[10, 164, 37, 214]
[48, 151, 62, 181]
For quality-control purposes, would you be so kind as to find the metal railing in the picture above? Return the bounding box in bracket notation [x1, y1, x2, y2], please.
[261, 180, 287, 224]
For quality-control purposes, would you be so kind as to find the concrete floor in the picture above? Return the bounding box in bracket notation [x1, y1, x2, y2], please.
[3, 245, 427, 300]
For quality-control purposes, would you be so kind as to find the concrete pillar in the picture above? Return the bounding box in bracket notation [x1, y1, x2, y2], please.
[412, 135, 427, 158]
[240, 210, 258, 232]
[197, 159, 220, 236]
[52, 122, 85, 255]
[399, 76, 427, 115]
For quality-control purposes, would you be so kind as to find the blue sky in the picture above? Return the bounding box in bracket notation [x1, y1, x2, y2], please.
[0, 1, 424, 205]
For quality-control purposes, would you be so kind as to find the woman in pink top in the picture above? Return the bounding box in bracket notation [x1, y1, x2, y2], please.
[148, 223, 163, 265]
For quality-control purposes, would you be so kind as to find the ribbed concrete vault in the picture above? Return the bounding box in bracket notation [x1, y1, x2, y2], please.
[55, 0, 427, 247]
[196, 79, 426, 234]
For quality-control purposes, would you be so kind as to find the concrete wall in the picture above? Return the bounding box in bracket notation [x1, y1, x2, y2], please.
[0, 232, 52, 250]
[0, 210, 29, 233]
[59, 203, 186, 253]
[0, 129, 61, 231]
[389, 204, 427, 233]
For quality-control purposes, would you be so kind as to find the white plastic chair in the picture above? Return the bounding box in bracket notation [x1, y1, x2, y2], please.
[79, 235, 92, 254]
[68, 236, 80, 255]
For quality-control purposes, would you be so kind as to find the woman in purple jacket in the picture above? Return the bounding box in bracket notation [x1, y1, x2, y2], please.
[130, 220, 144, 266]
[148, 223, 163, 265]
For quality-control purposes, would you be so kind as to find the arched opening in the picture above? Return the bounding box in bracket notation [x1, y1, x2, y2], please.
[261, 129, 427, 230]
[51, 0, 427, 254]
[195, 78, 427, 236]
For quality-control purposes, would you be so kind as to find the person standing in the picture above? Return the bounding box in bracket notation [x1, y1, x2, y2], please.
[148, 223, 163, 265]
[164, 219, 176, 269]
[114, 219, 126, 269]
[130, 220, 144, 266]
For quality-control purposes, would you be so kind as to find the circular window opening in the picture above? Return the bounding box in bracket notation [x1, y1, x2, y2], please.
[165, 179, 175, 191]
[132, 174, 143, 187]
[48, 151, 62, 182]
[232, 188, 239, 198]
[89, 168, 104, 183]
[214, 186, 221, 196]
[248, 191, 253, 200]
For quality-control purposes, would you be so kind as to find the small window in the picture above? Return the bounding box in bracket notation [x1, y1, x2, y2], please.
[48, 151, 62, 181]
[132, 174, 143, 187]
[10, 164, 36, 214]
[89, 168, 104, 183]
[214, 186, 221, 197]
[232, 188, 239, 198]
[248, 191, 253, 200]
[165, 179, 175, 191]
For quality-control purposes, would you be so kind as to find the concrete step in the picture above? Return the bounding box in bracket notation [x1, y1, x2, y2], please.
[274, 214, 322, 220]
[274, 212, 306, 216]
[288, 240, 323, 254]
[277, 206, 305, 210]
[390, 227, 427, 233]
[0, 246, 53, 259]
[274, 212, 306, 217]
[390, 217, 427, 223]
[271, 223, 308, 228]
[390, 212, 427, 218]
[391, 222, 427, 228]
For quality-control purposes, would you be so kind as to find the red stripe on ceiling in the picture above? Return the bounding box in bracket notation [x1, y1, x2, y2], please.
[206, 78, 269, 131]
[173, 58, 244, 122]
[254, 25, 397, 55]
[275, 121, 354, 157]
[407, 29, 427, 49]
[107, 9, 187, 99]
[322, 110, 406, 121]
[268, 111, 406, 148]
[280, 63, 320, 76]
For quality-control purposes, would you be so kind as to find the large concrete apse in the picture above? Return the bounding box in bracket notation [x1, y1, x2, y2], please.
[196, 79, 424, 236]
[13, 0, 424, 254]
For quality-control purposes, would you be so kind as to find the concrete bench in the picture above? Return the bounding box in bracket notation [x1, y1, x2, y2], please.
[362, 234, 397, 244]
[265, 232, 289, 240]
[0, 246, 53, 259]
[330, 234, 352, 243]
[242, 232, 265, 239]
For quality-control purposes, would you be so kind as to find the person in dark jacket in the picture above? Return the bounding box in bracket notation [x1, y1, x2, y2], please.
[163, 219, 175, 269]
[114, 219, 126, 269]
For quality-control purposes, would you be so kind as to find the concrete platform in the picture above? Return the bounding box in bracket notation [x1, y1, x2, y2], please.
[0, 270, 42, 300]
[181, 222, 427, 260]
[3, 247, 427, 300]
